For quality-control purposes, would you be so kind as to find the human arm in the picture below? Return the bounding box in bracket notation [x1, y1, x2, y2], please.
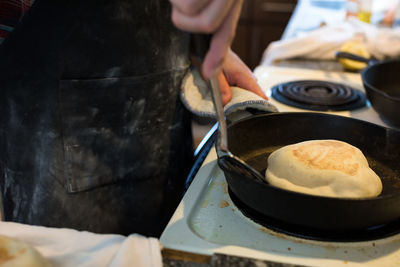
[217, 49, 268, 105]
[170, 0, 267, 105]
[170, 0, 243, 79]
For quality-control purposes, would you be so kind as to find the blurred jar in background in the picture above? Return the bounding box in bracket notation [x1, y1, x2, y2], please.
[394, 0, 400, 27]
[346, 0, 360, 19]
[358, 0, 372, 23]
[382, 0, 400, 27]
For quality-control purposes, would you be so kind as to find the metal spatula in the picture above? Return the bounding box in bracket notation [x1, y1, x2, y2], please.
[191, 34, 266, 184]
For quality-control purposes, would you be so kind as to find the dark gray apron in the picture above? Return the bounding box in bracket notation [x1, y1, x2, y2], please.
[0, 0, 193, 237]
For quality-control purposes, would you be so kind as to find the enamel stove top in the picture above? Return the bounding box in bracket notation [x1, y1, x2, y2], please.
[160, 66, 400, 267]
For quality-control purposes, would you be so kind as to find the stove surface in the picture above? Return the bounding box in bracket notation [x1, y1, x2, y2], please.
[253, 66, 393, 129]
[160, 66, 400, 266]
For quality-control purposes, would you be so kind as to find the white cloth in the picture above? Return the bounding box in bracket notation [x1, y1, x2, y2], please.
[0, 221, 162, 267]
[261, 18, 400, 65]
[180, 69, 278, 118]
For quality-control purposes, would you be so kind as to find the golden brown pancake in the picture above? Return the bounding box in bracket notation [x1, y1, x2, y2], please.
[265, 140, 382, 198]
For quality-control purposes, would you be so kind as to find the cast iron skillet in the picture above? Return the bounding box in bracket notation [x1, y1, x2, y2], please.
[218, 112, 400, 231]
[362, 59, 400, 126]
[336, 52, 400, 127]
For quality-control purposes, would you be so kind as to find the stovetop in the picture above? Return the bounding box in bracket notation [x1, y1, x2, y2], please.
[161, 149, 400, 267]
[254, 66, 392, 129]
[160, 66, 400, 267]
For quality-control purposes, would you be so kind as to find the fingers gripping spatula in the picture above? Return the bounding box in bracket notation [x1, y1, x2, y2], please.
[191, 34, 266, 184]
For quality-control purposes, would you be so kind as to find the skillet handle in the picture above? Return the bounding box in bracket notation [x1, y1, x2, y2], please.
[335, 51, 375, 65]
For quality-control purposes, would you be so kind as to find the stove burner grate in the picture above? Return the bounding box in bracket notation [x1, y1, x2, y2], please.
[229, 188, 400, 242]
[271, 80, 366, 111]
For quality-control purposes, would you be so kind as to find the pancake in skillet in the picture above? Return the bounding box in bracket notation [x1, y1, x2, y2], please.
[265, 140, 382, 198]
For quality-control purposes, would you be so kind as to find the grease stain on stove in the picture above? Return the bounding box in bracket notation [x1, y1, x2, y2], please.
[223, 186, 228, 195]
[242, 205, 400, 263]
[256, 222, 394, 260]
[218, 200, 230, 208]
[212, 181, 226, 187]
[201, 200, 208, 208]
[258, 225, 308, 245]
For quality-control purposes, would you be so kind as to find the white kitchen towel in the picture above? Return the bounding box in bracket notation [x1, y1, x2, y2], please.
[261, 18, 400, 65]
[181, 69, 278, 118]
[0, 221, 162, 267]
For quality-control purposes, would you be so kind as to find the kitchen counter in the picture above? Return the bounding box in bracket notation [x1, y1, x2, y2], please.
[270, 0, 396, 72]
[273, 0, 347, 72]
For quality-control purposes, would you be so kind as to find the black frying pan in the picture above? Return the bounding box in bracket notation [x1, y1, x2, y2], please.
[218, 112, 400, 234]
[336, 52, 400, 127]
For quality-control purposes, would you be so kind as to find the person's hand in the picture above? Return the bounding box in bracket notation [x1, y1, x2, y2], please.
[217, 49, 268, 105]
[170, 0, 243, 79]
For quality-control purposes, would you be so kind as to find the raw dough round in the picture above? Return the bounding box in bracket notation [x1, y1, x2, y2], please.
[0, 235, 51, 267]
[265, 140, 382, 198]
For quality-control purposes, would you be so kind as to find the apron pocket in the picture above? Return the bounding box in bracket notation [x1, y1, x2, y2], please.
[59, 71, 186, 193]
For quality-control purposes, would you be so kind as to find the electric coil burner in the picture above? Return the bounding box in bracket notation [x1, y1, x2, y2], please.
[271, 80, 366, 111]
